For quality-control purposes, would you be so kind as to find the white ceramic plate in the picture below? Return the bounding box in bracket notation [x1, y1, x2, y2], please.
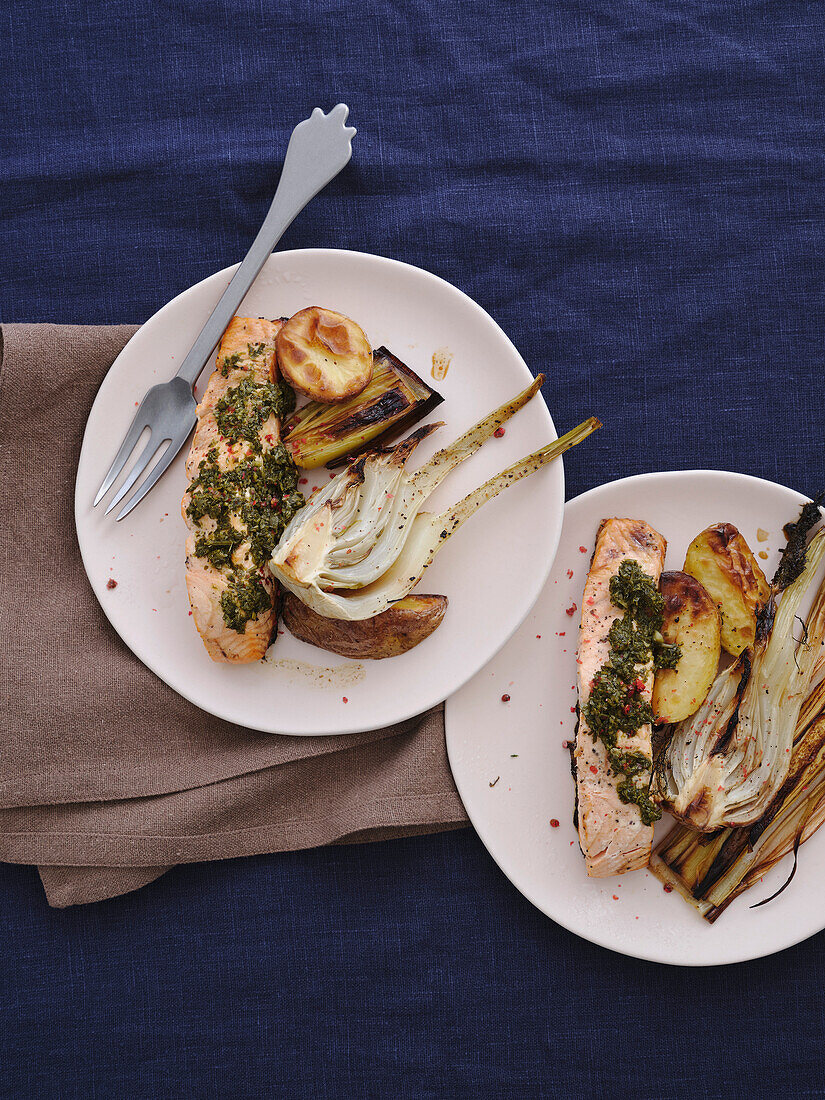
[76, 249, 563, 735]
[445, 471, 825, 966]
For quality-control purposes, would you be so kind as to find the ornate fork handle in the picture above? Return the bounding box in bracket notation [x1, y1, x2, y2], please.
[93, 105, 356, 519]
[175, 104, 356, 386]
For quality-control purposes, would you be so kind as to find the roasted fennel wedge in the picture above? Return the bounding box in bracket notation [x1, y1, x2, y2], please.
[270, 376, 600, 620]
[655, 527, 825, 831]
[651, 713, 825, 922]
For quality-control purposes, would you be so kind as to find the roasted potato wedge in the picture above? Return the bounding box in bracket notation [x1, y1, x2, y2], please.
[683, 523, 770, 655]
[652, 571, 721, 724]
[281, 593, 447, 659]
[277, 306, 372, 403]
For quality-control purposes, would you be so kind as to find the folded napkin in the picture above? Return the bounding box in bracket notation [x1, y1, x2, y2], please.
[0, 324, 468, 907]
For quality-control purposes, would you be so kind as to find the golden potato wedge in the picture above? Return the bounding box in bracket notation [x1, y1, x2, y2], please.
[653, 571, 721, 723]
[281, 593, 447, 659]
[683, 523, 770, 655]
[277, 306, 373, 403]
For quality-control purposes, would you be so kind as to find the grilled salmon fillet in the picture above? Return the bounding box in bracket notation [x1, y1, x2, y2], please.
[575, 518, 667, 876]
[182, 317, 288, 663]
[185, 317, 283, 481]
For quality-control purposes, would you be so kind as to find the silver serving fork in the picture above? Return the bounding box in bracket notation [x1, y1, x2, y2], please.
[93, 104, 356, 520]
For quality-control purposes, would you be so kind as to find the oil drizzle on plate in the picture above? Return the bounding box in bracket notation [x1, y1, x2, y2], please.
[263, 655, 366, 689]
[431, 347, 452, 381]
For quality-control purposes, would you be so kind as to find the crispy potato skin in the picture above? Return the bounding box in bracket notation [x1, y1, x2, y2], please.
[282, 593, 448, 659]
[652, 571, 721, 723]
[683, 523, 770, 655]
[277, 306, 373, 403]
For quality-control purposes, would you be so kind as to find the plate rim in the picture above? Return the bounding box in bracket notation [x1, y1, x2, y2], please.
[75, 247, 565, 735]
[445, 467, 822, 966]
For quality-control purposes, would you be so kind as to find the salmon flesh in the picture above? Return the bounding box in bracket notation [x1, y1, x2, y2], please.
[575, 517, 667, 876]
[182, 317, 284, 663]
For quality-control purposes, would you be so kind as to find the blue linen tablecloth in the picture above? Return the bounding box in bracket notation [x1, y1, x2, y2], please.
[2, 0, 825, 1096]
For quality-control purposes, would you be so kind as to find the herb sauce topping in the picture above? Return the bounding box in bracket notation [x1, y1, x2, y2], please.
[188, 442, 304, 565]
[583, 558, 681, 825]
[186, 344, 305, 633]
[220, 572, 274, 634]
[214, 378, 296, 445]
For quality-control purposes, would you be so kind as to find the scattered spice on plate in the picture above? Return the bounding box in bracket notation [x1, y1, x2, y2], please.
[501, 693, 511, 702]
[663, 883, 673, 893]
[342, 696, 348, 703]
[565, 603, 577, 616]
[106, 578, 118, 589]
[493, 426, 505, 438]
[578, 545, 587, 553]
[550, 818, 560, 828]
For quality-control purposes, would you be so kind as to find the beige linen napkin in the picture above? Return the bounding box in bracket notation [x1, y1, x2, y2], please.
[0, 324, 467, 907]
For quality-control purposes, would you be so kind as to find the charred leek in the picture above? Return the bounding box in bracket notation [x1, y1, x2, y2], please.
[281, 347, 443, 469]
[270, 376, 600, 620]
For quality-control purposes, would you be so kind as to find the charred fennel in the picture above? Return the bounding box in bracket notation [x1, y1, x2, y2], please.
[270, 377, 600, 620]
[655, 528, 825, 831]
[650, 712, 825, 922]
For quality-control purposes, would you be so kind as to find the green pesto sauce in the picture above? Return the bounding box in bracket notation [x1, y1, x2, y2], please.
[189, 443, 304, 569]
[220, 572, 273, 634]
[187, 438, 304, 632]
[583, 559, 681, 826]
[214, 378, 296, 445]
[191, 343, 304, 632]
[217, 352, 242, 377]
[217, 341, 271, 378]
